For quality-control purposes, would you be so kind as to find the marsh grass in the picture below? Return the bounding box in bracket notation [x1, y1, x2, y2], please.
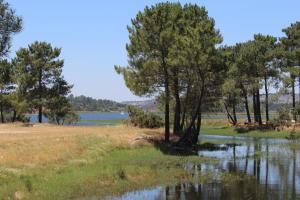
[201, 125, 290, 138]
[0, 122, 291, 199]
[0, 124, 213, 200]
[0, 147, 213, 200]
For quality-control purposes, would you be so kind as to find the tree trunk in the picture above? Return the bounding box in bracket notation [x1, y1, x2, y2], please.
[178, 80, 205, 146]
[38, 106, 42, 123]
[292, 77, 296, 121]
[256, 89, 262, 125]
[224, 103, 236, 125]
[162, 59, 170, 143]
[180, 109, 186, 130]
[196, 110, 202, 134]
[244, 95, 251, 123]
[0, 101, 4, 123]
[38, 69, 43, 123]
[253, 92, 258, 123]
[12, 110, 17, 122]
[264, 75, 269, 122]
[180, 84, 190, 130]
[232, 103, 237, 124]
[56, 117, 60, 125]
[173, 76, 181, 134]
[241, 85, 251, 124]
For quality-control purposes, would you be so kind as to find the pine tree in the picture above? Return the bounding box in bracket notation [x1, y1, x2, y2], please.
[14, 41, 66, 123]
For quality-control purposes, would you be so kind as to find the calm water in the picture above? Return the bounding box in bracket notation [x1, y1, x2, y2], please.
[29, 112, 129, 126]
[28, 113, 274, 126]
[100, 135, 300, 200]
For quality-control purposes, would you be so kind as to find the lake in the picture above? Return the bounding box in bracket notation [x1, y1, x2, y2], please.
[29, 112, 129, 126]
[29, 112, 277, 126]
[98, 135, 300, 200]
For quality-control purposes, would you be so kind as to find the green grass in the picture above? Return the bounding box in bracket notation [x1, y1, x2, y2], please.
[0, 142, 214, 200]
[201, 125, 291, 139]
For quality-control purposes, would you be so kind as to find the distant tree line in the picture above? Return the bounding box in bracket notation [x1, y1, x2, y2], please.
[68, 95, 126, 112]
[0, 1, 76, 125]
[116, 2, 300, 146]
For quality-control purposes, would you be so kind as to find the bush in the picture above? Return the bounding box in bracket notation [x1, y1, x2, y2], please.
[126, 105, 163, 128]
[286, 129, 300, 140]
[64, 111, 80, 125]
[277, 106, 291, 121]
[269, 106, 291, 128]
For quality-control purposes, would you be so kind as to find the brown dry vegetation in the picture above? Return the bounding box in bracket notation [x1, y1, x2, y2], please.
[0, 124, 210, 200]
[0, 123, 162, 167]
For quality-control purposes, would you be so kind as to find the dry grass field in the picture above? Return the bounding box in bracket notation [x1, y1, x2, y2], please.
[0, 123, 161, 167]
[0, 124, 209, 200]
[0, 122, 291, 199]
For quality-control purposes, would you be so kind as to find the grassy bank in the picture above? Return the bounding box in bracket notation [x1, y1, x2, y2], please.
[201, 125, 291, 139]
[0, 124, 212, 200]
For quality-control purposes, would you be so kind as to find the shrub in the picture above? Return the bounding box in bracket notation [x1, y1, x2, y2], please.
[64, 111, 80, 125]
[126, 105, 163, 128]
[269, 106, 291, 128]
[286, 129, 300, 140]
[277, 106, 291, 121]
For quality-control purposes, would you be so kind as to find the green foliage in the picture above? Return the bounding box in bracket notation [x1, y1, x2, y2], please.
[44, 77, 77, 125]
[269, 106, 291, 128]
[44, 96, 79, 125]
[15, 42, 64, 110]
[286, 129, 300, 140]
[116, 3, 224, 142]
[14, 41, 73, 123]
[0, 0, 22, 57]
[0, 0, 22, 122]
[277, 106, 291, 121]
[68, 95, 125, 112]
[126, 105, 163, 128]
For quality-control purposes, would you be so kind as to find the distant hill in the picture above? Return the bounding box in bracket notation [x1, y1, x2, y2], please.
[68, 93, 299, 113]
[68, 95, 126, 112]
[122, 99, 157, 111]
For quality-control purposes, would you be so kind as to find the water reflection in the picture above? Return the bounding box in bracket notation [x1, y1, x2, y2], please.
[100, 136, 300, 200]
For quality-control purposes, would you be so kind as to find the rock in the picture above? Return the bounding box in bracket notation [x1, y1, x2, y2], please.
[15, 191, 25, 200]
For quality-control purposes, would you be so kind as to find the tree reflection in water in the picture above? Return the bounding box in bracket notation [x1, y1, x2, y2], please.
[101, 137, 299, 200]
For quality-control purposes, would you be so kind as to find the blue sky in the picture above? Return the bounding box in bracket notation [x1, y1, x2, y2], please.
[8, 0, 300, 102]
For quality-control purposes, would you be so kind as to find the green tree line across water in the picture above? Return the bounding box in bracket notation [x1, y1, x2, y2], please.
[68, 95, 126, 112]
[115, 2, 300, 146]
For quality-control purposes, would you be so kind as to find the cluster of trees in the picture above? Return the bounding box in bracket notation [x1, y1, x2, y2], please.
[116, 2, 300, 146]
[68, 95, 126, 112]
[0, 1, 76, 125]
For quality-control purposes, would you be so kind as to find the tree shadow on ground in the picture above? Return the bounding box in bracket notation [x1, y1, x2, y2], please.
[235, 124, 276, 133]
[145, 135, 235, 156]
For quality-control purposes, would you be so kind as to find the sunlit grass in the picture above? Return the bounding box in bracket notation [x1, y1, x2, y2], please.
[0, 124, 212, 200]
[0, 146, 211, 200]
[201, 125, 291, 138]
[79, 119, 124, 125]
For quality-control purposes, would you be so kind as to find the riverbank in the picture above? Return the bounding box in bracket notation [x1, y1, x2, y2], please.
[201, 125, 292, 139]
[0, 124, 213, 200]
[0, 123, 297, 199]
